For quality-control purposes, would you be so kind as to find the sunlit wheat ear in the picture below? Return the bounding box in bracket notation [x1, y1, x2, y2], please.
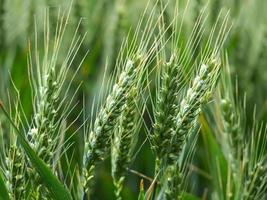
[150, 2, 230, 175]
[85, 58, 138, 163]
[151, 6, 229, 195]
[28, 6, 85, 163]
[155, 59, 221, 200]
[82, 58, 140, 194]
[26, 5, 87, 198]
[82, 1, 164, 194]
[167, 59, 220, 163]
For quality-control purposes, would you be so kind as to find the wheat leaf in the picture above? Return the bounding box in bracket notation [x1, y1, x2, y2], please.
[0, 171, 10, 200]
[0, 101, 72, 200]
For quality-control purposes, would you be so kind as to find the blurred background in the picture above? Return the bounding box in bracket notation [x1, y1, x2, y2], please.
[0, 0, 266, 199]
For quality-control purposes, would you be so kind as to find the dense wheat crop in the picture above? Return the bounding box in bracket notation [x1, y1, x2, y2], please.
[0, 0, 266, 199]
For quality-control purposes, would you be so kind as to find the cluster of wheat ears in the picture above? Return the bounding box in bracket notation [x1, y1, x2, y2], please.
[0, 1, 266, 200]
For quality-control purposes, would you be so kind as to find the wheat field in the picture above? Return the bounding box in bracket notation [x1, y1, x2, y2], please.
[0, 0, 266, 199]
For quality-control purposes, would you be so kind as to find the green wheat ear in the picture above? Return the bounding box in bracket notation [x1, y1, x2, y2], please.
[82, 1, 164, 196]
[26, 5, 86, 197]
[5, 145, 27, 199]
[152, 54, 181, 173]
[3, 0, 267, 200]
[82, 57, 140, 195]
[84, 59, 138, 167]
[0, 96, 29, 199]
[149, 1, 230, 198]
[111, 86, 142, 200]
[0, 99, 73, 200]
[207, 54, 267, 200]
[167, 59, 221, 164]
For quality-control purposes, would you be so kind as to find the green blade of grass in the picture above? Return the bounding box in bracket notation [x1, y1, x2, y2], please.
[200, 114, 228, 200]
[182, 192, 202, 200]
[0, 101, 72, 200]
[0, 172, 10, 200]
